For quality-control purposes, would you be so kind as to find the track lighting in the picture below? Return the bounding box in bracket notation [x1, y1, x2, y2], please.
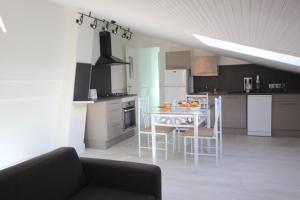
[126, 32, 132, 40]
[102, 21, 109, 31]
[112, 26, 118, 35]
[121, 30, 127, 38]
[76, 12, 133, 40]
[90, 19, 97, 29]
[75, 14, 83, 25]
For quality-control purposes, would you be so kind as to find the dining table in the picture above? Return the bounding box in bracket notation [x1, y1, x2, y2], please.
[150, 105, 212, 166]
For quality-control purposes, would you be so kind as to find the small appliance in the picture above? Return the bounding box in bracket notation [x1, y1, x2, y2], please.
[244, 77, 253, 93]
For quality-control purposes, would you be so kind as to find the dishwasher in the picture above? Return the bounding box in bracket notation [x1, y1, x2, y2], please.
[247, 95, 272, 136]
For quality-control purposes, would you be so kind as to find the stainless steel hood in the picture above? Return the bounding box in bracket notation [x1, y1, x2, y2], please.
[95, 31, 129, 66]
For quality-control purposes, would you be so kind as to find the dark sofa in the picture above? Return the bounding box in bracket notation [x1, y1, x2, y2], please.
[0, 147, 161, 200]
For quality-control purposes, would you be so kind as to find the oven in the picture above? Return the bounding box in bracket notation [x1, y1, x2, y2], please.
[122, 100, 136, 131]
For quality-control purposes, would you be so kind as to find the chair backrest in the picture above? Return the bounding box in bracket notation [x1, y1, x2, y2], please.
[138, 96, 150, 130]
[213, 96, 222, 136]
[186, 94, 209, 109]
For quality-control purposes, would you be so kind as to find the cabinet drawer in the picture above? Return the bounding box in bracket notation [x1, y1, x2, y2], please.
[106, 99, 122, 112]
[222, 95, 247, 129]
[107, 122, 122, 140]
[272, 102, 300, 130]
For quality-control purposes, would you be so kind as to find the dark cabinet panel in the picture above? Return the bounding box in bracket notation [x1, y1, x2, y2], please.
[272, 95, 300, 130]
[73, 63, 92, 101]
[210, 95, 247, 129]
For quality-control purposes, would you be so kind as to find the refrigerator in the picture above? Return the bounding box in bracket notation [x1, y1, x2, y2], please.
[163, 69, 193, 102]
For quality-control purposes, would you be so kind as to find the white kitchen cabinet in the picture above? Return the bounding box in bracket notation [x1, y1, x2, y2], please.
[247, 95, 272, 136]
[85, 99, 124, 149]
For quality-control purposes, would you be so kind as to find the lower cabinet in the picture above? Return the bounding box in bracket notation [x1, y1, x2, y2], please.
[85, 99, 123, 149]
[272, 94, 300, 136]
[210, 95, 247, 134]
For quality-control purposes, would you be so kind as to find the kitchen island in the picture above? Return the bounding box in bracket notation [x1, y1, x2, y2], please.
[85, 95, 137, 149]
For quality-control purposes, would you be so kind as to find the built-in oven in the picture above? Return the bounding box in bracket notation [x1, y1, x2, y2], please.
[122, 100, 136, 131]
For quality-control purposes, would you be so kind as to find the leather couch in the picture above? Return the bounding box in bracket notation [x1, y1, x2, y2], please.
[0, 147, 161, 200]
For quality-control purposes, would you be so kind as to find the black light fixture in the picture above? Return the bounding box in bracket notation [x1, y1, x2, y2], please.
[75, 14, 83, 25]
[126, 29, 132, 40]
[121, 30, 127, 38]
[75, 12, 133, 40]
[112, 26, 118, 35]
[102, 21, 110, 31]
[90, 18, 97, 29]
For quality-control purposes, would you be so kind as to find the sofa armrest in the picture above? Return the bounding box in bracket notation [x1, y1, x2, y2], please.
[80, 158, 161, 200]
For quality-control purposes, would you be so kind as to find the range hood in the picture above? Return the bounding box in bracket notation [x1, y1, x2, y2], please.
[95, 31, 129, 66]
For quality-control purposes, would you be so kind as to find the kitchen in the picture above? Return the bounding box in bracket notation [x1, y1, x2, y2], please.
[73, 16, 300, 150]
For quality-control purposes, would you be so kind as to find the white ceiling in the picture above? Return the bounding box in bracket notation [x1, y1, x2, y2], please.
[52, 0, 300, 73]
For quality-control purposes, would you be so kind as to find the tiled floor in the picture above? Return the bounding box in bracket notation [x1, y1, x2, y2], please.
[81, 134, 300, 200]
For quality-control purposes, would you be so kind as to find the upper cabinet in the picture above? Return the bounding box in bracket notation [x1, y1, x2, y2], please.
[192, 56, 219, 76]
[166, 51, 191, 69]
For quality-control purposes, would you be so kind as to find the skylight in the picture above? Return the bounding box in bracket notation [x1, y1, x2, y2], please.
[193, 34, 300, 67]
[0, 16, 7, 33]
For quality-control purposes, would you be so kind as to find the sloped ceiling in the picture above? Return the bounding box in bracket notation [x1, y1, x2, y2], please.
[52, 0, 300, 73]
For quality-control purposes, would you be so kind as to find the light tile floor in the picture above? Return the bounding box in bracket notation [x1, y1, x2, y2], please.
[81, 134, 300, 200]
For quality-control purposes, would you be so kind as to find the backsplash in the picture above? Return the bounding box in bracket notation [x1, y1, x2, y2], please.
[90, 65, 112, 95]
[193, 64, 300, 93]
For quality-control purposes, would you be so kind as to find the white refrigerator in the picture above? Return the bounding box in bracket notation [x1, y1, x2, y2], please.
[163, 69, 192, 102]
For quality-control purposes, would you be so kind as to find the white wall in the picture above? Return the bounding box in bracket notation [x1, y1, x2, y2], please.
[0, 0, 78, 169]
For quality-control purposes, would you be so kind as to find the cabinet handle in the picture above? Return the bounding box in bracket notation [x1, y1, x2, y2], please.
[111, 123, 121, 128]
[110, 108, 121, 112]
[280, 103, 297, 106]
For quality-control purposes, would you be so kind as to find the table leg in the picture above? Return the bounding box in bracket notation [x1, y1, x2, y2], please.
[151, 115, 156, 164]
[194, 113, 198, 166]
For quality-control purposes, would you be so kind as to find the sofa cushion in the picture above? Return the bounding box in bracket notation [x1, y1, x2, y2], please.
[70, 186, 156, 200]
[0, 147, 86, 200]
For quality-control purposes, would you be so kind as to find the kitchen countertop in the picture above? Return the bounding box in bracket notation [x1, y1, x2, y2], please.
[190, 92, 300, 96]
[73, 94, 137, 103]
[93, 94, 137, 102]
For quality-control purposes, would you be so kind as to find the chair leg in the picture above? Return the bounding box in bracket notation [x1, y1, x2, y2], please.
[165, 135, 168, 160]
[138, 133, 141, 158]
[147, 134, 150, 148]
[216, 138, 219, 167]
[184, 137, 187, 164]
[172, 130, 176, 153]
[200, 139, 204, 153]
[220, 132, 223, 159]
[177, 130, 181, 152]
[207, 139, 211, 153]
[190, 137, 193, 153]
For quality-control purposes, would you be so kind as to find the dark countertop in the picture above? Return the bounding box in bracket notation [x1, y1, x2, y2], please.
[190, 92, 300, 96]
[93, 94, 137, 102]
[73, 94, 137, 103]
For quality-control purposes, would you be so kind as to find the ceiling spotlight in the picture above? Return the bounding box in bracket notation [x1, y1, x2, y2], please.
[121, 30, 127, 38]
[126, 33, 132, 40]
[90, 19, 97, 29]
[102, 21, 110, 31]
[112, 26, 118, 35]
[76, 14, 83, 25]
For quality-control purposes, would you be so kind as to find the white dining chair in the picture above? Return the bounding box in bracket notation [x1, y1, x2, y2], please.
[137, 97, 176, 160]
[181, 96, 222, 167]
